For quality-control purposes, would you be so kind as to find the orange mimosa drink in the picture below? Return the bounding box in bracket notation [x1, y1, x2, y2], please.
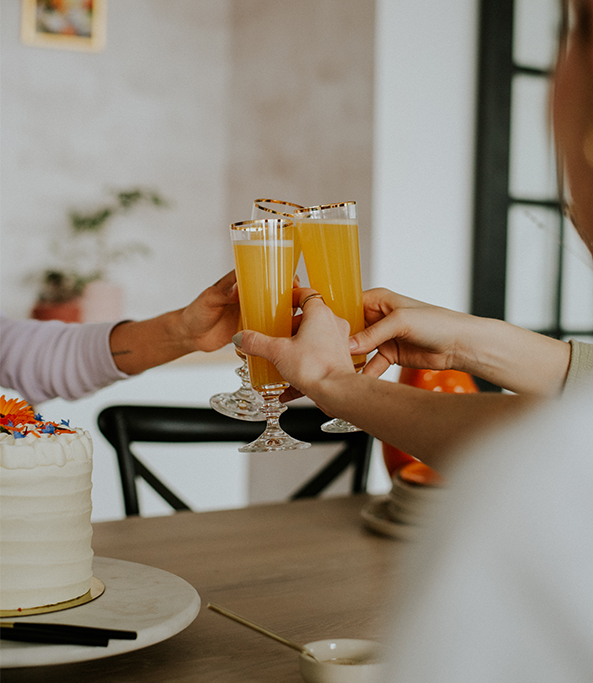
[296, 209, 366, 369]
[229, 218, 310, 452]
[232, 224, 294, 392]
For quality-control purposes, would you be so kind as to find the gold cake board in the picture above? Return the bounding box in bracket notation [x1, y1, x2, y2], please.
[0, 577, 105, 618]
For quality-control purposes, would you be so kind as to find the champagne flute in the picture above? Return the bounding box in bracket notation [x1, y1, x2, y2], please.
[231, 218, 310, 452]
[209, 200, 304, 421]
[294, 201, 366, 433]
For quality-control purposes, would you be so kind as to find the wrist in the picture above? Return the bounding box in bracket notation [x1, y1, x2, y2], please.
[169, 308, 202, 354]
[445, 311, 484, 374]
[306, 369, 362, 417]
[456, 316, 571, 394]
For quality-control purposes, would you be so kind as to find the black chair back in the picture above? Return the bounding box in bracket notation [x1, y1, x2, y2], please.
[98, 405, 373, 516]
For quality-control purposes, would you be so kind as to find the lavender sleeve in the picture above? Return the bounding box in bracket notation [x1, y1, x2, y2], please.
[0, 314, 130, 405]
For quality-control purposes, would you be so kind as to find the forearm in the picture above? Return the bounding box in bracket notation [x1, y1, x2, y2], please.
[0, 316, 127, 404]
[356, 289, 571, 395]
[458, 317, 571, 395]
[109, 309, 198, 375]
[309, 373, 537, 470]
[109, 272, 240, 375]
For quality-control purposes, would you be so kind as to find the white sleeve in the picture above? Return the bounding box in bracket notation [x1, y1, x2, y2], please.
[380, 388, 593, 683]
[0, 315, 130, 405]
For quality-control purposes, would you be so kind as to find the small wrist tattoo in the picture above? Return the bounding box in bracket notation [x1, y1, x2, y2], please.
[112, 349, 132, 357]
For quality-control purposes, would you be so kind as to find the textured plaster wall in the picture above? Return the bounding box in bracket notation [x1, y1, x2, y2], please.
[226, 0, 374, 284]
[1, 0, 233, 320]
[1, 0, 374, 319]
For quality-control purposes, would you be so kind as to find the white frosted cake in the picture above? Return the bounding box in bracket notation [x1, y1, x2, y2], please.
[0, 397, 94, 612]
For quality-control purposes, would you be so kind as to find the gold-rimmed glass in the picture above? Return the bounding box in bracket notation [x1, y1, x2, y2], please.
[294, 201, 365, 433]
[209, 200, 304, 421]
[251, 198, 304, 219]
[252, 199, 305, 277]
[231, 218, 310, 452]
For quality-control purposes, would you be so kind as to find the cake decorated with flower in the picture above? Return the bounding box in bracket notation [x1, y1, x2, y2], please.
[0, 396, 94, 612]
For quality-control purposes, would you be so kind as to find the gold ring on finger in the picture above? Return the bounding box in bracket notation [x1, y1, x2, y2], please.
[301, 293, 325, 308]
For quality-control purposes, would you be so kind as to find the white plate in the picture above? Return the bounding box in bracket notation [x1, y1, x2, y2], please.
[360, 497, 418, 541]
[0, 556, 200, 669]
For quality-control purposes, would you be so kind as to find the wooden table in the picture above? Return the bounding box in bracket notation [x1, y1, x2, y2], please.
[3, 495, 404, 682]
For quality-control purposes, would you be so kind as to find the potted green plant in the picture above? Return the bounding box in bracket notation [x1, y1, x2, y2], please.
[30, 188, 168, 323]
[30, 270, 89, 322]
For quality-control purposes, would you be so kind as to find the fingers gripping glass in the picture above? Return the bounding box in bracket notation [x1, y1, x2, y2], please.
[231, 218, 310, 452]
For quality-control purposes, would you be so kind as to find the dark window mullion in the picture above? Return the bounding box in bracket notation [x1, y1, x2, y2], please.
[471, 0, 515, 326]
[471, 0, 515, 391]
[512, 65, 552, 77]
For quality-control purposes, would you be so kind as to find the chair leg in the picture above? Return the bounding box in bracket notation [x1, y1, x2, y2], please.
[112, 410, 141, 516]
[290, 434, 373, 500]
[289, 447, 353, 499]
[350, 434, 373, 493]
[132, 456, 191, 512]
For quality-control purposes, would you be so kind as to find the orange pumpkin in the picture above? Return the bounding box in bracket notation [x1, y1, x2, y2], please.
[398, 461, 447, 487]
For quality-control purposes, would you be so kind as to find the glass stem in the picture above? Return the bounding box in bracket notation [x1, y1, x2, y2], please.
[234, 361, 258, 401]
[260, 395, 287, 430]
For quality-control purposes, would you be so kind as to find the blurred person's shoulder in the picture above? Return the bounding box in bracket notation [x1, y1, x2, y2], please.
[565, 339, 593, 391]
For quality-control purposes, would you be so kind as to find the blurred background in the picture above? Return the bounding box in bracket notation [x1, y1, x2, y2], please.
[3, 0, 585, 521]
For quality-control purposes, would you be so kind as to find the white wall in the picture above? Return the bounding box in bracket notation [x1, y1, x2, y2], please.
[1, 0, 478, 321]
[372, 0, 478, 313]
[0, 0, 375, 320]
[1, 0, 233, 320]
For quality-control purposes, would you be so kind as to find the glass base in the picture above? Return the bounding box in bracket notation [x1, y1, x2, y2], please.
[210, 392, 265, 422]
[320, 418, 362, 433]
[239, 432, 311, 452]
[238, 390, 311, 452]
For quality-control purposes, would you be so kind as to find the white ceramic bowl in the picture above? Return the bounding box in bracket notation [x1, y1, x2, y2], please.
[299, 639, 387, 683]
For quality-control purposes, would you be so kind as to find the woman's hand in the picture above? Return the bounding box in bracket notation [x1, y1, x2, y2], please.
[349, 288, 472, 378]
[180, 270, 240, 353]
[234, 288, 356, 404]
[349, 287, 571, 395]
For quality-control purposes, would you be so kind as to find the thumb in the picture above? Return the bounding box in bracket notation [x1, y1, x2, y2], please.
[350, 317, 401, 354]
[233, 329, 275, 359]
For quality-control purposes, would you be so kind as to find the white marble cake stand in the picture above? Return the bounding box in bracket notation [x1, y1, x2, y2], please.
[0, 556, 200, 669]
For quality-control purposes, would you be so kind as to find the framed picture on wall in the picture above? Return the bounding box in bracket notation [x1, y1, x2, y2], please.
[21, 0, 107, 52]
